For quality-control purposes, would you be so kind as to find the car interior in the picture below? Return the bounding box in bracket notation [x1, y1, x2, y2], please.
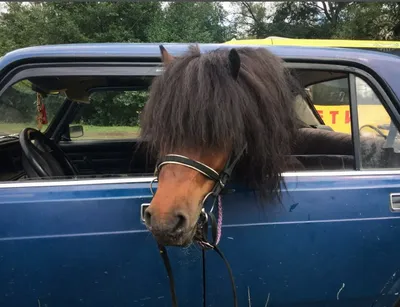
[0, 68, 399, 183]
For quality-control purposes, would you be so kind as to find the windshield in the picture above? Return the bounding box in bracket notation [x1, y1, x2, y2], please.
[0, 79, 66, 139]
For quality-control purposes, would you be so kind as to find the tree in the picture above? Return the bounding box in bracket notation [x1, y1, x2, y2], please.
[230, 2, 273, 39]
[0, 3, 51, 55]
[0, 2, 164, 56]
[147, 2, 231, 43]
[271, 2, 347, 38]
[232, 1, 349, 39]
[334, 3, 400, 40]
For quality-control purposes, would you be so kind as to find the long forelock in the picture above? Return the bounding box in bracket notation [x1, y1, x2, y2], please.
[140, 46, 303, 200]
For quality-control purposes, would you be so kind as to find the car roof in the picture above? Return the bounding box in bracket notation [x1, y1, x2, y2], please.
[1, 42, 400, 66]
[1, 43, 400, 100]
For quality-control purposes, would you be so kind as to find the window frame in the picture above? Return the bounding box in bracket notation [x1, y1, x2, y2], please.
[349, 73, 362, 170]
[0, 59, 399, 188]
[0, 62, 161, 141]
[293, 63, 400, 171]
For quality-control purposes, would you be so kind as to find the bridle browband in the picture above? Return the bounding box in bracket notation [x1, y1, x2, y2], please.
[149, 146, 247, 307]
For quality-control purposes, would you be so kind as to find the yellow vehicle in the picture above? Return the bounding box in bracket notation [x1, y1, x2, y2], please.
[225, 37, 400, 135]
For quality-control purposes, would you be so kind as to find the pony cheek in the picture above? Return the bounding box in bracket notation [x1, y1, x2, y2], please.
[175, 184, 210, 228]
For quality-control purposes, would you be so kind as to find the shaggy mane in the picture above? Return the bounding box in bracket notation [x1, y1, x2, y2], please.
[139, 45, 304, 200]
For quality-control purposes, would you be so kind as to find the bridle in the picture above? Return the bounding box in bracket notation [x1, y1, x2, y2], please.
[149, 146, 247, 307]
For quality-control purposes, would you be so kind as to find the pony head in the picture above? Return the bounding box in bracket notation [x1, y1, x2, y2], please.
[140, 45, 302, 246]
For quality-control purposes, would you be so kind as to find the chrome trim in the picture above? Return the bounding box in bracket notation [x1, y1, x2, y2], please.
[140, 203, 150, 223]
[3, 215, 400, 242]
[283, 170, 400, 177]
[223, 215, 400, 228]
[0, 229, 149, 242]
[390, 193, 400, 212]
[1, 170, 400, 189]
[0, 176, 155, 189]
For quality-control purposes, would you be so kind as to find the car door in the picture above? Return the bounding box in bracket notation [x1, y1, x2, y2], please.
[203, 173, 400, 307]
[200, 69, 400, 307]
[0, 60, 204, 307]
[0, 179, 206, 307]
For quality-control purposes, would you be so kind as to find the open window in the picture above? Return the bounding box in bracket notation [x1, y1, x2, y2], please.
[301, 69, 400, 171]
[0, 70, 159, 182]
[1, 62, 400, 183]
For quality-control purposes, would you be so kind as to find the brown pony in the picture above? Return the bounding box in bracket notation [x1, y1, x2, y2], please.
[140, 45, 303, 247]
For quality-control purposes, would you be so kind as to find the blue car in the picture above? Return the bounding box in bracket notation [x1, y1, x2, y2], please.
[1, 43, 400, 307]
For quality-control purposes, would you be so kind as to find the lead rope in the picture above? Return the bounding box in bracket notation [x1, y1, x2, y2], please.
[202, 248, 207, 307]
[158, 195, 238, 307]
[198, 195, 238, 307]
[197, 195, 222, 248]
[158, 245, 178, 307]
[216, 195, 223, 245]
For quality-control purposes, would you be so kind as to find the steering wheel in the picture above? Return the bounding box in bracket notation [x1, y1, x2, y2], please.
[19, 128, 77, 178]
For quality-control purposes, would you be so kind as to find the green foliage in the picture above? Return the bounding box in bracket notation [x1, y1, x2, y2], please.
[334, 3, 400, 40]
[232, 1, 399, 40]
[0, 1, 399, 130]
[231, 2, 328, 39]
[0, 2, 231, 129]
[270, 2, 339, 38]
[0, 1, 230, 54]
[148, 2, 230, 43]
[75, 91, 148, 126]
[0, 84, 65, 124]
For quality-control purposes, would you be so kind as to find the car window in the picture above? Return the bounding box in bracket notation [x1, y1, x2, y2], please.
[0, 79, 65, 138]
[307, 77, 351, 134]
[1, 69, 399, 184]
[355, 76, 400, 169]
[68, 90, 148, 140]
[307, 74, 400, 170]
[287, 76, 354, 172]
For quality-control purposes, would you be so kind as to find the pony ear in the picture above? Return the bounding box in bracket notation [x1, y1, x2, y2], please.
[228, 48, 241, 80]
[159, 45, 174, 65]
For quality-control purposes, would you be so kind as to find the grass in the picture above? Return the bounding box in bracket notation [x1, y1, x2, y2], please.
[0, 123, 140, 139]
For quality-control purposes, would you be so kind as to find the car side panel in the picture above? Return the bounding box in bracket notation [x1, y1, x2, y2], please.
[0, 181, 202, 307]
[204, 173, 400, 307]
[1, 173, 400, 307]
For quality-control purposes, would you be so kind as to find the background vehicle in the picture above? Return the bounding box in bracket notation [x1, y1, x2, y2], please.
[224, 36, 400, 55]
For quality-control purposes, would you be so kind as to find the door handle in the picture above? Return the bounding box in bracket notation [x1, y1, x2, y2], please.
[390, 193, 400, 211]
[140, 203, 150, 223]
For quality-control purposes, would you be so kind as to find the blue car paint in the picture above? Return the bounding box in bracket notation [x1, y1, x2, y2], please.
[1, 44, 400, 306]
[1, 173, 400, 306]
[0, 181, 203, 307]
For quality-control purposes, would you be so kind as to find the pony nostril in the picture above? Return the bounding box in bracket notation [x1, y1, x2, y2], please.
[173, 212, 188, 232]
[144, 208, 152, 226]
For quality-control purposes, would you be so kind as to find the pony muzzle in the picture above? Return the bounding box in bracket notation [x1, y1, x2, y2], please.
[143, 205, 195, 245]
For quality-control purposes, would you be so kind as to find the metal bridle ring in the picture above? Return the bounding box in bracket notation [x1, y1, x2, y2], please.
[201, 191, 218, 213]
[150, 178, 158, 196]
[200, 208, 209, 223]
